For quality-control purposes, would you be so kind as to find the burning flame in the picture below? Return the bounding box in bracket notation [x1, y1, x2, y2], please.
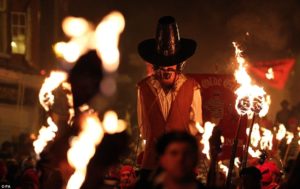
[234, 157, 240, 168]
[200, 122, 216, 159]
[246, 123, 261, 147]
[67, 113, 104, 189]
[95, 11, 125, 72]
[54, 11, 125, 70]
[266, 68, 274, 80]
[34, 71, 73, 157]
[33, 117, 58, 156]
[62, 17, 91, 38]
[233, 42, 270, 117]
[260, 128, 273, 150]
[286, 131, 294, 144]
[276, 124, 287, 140]
[38, 71, 68, 111]
[218, 161, 229, 176]
[248, 146, 262, 158]
[103, 110, 127, 134]
[62, 82, 75, 125]
[195, 122, 204, 133]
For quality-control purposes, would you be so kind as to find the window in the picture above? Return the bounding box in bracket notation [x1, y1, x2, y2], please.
[11, 12, 26, 54]
[0, 0, 7, 55]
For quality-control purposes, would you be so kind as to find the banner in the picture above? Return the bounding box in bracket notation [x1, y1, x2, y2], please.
[248, 58, 295, 90]
[189, 74, 248, 160]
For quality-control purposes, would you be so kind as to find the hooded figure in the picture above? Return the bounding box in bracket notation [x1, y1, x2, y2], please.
[137, 16, 203, 171]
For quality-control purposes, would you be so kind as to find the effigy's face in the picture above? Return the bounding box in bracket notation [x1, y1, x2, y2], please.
[156, 65, 177, 86]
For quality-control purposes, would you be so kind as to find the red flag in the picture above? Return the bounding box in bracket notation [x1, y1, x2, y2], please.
[248, 58, 295, 90]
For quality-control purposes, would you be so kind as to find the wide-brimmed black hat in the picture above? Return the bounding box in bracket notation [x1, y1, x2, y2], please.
[138, 16, 196, 67]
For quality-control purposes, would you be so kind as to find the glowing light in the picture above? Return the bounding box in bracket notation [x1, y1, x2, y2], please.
[195, 122, 204, 134]
[95, 11, 125, 72]
[38, 71, 68, 111]
[33, 117, 58, 156]
[234, 157, 240, 168]
[67, 113, 104, 189]
[218, 161, 229, 176]
[276, 124, 286, 140]
[233, 42, 270, 117]
[260, 128, 273, 150]
[62, 17, 91, 38]
[246, 123, 261, 147]
[266, 68, 274, 80]
[200, 122, 216, 159]
[248, 146, 262, 158]
[103, 111, 127, 134]
[286, 131, 294, 144]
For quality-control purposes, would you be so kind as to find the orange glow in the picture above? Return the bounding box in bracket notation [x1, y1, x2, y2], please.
[246, 123, 261, 147]
[195, 122, 204, 133]
[67, 113, 104, 189]
[33, 117, 58, 156]
[103, 110, 127, 134]
[286, 131, 294, 144]
[39, 71, 68, 111]
[265, 68, 274, 80]
[62, 17, 91, 38]
[233, 42, 270, 117]
[95, 11, 125, 72]
[200, 122, 216, 159]
[276, 124, 286, 140]
[218, 161, 229, 176]
[260, 128, 273, 150]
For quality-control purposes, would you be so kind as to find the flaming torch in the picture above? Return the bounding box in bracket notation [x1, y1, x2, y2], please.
[226, 42, 270, 188]
[33, 71, 71, 158]
[62, 11, 126, 189]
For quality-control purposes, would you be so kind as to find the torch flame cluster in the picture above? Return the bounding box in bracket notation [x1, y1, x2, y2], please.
[66, 109, 127, 189]
[196, 122, 216, 160]
[233, 42, 270, 117]
[54, 11, 125, 73]
[246, 123, 296, 158]
[34, 71, 74, 158]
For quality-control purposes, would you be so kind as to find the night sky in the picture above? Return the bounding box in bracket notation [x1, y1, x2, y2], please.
[67, 0, 300, 120]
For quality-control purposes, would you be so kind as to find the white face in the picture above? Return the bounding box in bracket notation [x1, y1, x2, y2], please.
[155, 65, 177, 87]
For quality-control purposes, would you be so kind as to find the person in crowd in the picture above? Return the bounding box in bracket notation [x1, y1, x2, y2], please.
[275, 100, 291, 127]
[148, 131, 206, 189]
[119, 165, 136, 189]
[257, 161, 281, 189]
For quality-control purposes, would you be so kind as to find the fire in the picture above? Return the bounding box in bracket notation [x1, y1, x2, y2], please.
[248, 146, 262, 158]
[233, 42, 270, 117]
[200, 122, 216, 159]
[218, 161, 229, 176]
[33, 117, 58, 156]
[246, 123, 261, 147]
[195, 122, 204, 133]
[62, 17, 91, 38]
[33, 71, 69, 157]
[286, 131, 294, 144]
[234, 157, 240, 168]
[67, 113, 104, 189]
[95, 11, 125, 72]
[103, 110, 127, 134]
[260, 128, 273, 150]
[62, 82, 75, 125]
[276, 124, 286, 140]
[38, 71, 68, 111]
[54, 11, 125, 67]
[265, 68, 274, 80]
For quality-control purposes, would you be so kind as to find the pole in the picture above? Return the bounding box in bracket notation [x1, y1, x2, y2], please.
[225, 115, 244, 189]
[241, 114, 256, 169]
